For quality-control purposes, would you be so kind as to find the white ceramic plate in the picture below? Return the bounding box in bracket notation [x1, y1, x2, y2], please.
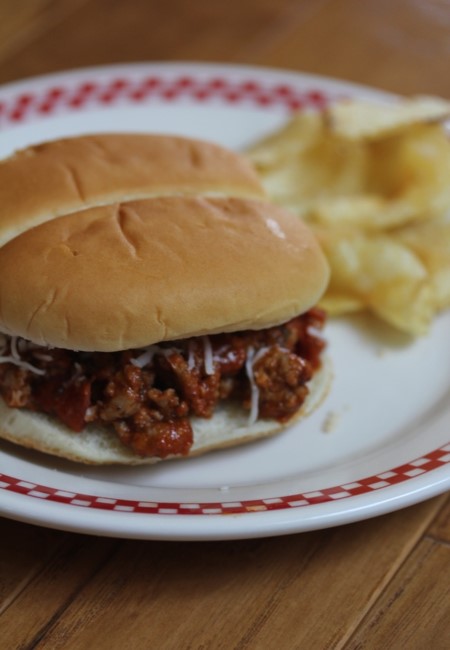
[0, 62, 449, 540]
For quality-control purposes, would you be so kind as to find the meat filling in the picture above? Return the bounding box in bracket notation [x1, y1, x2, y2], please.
[0, 309, 326, 458]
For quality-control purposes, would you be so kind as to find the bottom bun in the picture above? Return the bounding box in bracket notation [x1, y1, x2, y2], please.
[0, 361, 330, 465]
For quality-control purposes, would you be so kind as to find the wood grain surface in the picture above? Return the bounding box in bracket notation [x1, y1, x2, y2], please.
[0, 1, 449, 648]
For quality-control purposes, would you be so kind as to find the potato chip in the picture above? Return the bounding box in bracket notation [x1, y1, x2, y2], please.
[368, 124, 450, 220]
[248, 112, 323, 168]
[307, 195, 412, 231]
[246, 96, 450, 335]
[248, 102, 450, 233]
[327, 96, 450, 140]
[319, 293, 363, 315]
[393, 218, 450, 310]
[248, 112, 369, 219]
[313, 227, 433, 335]
[368, 279, 433, 336]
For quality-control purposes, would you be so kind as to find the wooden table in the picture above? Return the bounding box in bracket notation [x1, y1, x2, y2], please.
[1, 1, 449, 648]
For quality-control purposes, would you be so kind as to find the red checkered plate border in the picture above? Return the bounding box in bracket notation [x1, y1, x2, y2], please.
[1, 444, 450, 516]
[0, 63, 449, 539]
[0, 70, 329, 127]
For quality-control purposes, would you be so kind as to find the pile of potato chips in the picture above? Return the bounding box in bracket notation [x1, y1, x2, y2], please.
[246, 96, 450, 336]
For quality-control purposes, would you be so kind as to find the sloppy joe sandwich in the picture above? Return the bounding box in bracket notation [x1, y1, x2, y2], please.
[0, 133, 329, 464]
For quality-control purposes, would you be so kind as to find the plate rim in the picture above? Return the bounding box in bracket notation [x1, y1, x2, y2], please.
[0, 59, 399, 98]
[1, 462, 449, 540]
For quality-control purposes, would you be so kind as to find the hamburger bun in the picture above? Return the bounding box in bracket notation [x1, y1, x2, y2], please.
[0, 133, 329, 464]
[0, 133, 264, 248]
[0, 196, 328, 352]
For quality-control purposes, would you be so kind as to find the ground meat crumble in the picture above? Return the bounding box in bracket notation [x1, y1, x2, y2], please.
[0, 309, 326, 458]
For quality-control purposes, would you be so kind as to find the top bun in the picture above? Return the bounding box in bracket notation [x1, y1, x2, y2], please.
[0, 134, 329, 351]
[0, 133, 265, 247]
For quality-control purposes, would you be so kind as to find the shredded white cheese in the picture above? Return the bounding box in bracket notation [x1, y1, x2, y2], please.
[130, 345, 158, 368]
[245, 347, 259, 426]
[0, 355, 46, 375]
[0, 335, 48, 374]
[245, 346, 272, 425]
[202, 336, 214, 375]
[131, 344, 183, 368]
[0, 335, 52, 375]
[244, 346, 270, 425]
[187, 341, 196, 370]
[132, 338, 215, 375]
[10, 336, 20, 360]
[31, 352, 54, 362]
